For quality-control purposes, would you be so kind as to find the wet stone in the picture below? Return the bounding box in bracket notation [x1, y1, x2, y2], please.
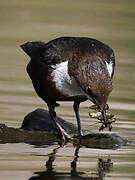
[0, 123, 56, 144]
[0, 108, 128, 149]
[21, 108, 88, 135]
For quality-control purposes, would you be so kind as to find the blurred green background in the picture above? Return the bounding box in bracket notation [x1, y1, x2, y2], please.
[0, 0, 135, 104]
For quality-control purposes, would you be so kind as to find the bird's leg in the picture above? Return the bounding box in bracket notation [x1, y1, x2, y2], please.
[73, 101, 83, 137]
[48, 103, 72, 146]
[46, 146, 61, 171]
[71, 143, 82, 175]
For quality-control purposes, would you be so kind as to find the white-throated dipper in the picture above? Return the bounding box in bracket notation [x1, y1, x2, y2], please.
[21, 37, 115, 142]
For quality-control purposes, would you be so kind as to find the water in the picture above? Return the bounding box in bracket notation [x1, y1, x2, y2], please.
[0, 0, 135, 179]
[0, 90, 135, 180]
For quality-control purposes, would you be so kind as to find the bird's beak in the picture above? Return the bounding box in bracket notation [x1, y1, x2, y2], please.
[101, 109, 108, 127]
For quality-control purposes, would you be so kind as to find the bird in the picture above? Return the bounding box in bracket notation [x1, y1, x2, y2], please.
[20, 36, 115, 143]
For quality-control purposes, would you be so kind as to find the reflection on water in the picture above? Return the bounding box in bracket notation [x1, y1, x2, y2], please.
[0, 97, 135, 180]
[0, 98, 135, 180]
[29, 144, 113, 180]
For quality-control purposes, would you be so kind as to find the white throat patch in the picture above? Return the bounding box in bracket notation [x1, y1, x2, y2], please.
[105, 61, 113, 77]
[51, 61, 85, 96]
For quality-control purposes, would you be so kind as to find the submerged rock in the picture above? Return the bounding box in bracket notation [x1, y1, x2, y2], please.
[81, 133, 128, 149]
[0, 123, 56, 144]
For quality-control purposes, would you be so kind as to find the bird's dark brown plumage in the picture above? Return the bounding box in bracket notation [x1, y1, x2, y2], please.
[21, 37, 115, 143]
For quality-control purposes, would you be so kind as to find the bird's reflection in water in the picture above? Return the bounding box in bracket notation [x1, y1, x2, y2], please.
[28, 144, 113, 180]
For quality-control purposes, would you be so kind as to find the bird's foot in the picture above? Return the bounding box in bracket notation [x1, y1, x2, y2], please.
[58, 129, 74, 147]
[71, 134, 84, 146]
[73, 134, 83, 139]
[59, 131, 83, 147]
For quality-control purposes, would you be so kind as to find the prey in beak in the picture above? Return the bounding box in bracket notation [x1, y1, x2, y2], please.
[89, 103, 115, 131]
[95, 105, 115, 132]
[87, 88, 115, 131]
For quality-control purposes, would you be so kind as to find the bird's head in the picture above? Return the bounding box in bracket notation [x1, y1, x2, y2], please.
[87, 84, 111, 125]
[85, 61, 113, 125]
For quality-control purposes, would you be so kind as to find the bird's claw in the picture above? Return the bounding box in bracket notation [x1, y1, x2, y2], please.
[59, 130, 81, 147]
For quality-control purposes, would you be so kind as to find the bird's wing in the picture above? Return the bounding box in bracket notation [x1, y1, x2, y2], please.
[68, 53, 113, 94]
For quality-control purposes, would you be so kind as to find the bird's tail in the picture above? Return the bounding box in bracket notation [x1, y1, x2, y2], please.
[20, 41, 46, 59]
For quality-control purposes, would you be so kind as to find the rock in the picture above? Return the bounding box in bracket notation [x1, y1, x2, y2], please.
[81, 133, 128, 149]
[0, 123, 56, 144]
[21, 108, 88, 135]
[0, 109, 128, 149]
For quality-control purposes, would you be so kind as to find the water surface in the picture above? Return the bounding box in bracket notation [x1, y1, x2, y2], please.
[0, 95, 135, 180]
